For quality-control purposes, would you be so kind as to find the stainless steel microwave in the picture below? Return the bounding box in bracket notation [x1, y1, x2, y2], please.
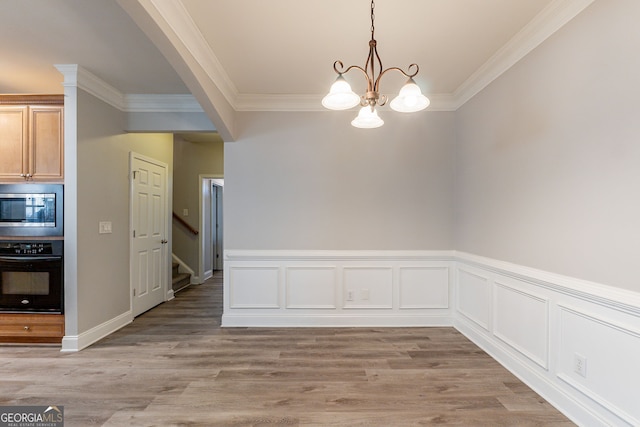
[0, 184, 63, 237]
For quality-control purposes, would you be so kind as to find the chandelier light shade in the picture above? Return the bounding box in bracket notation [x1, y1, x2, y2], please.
[351, 106, 384, 128]
[321, 75, 360, 110]
[323, 0, 430, 128]
[390, 78, 431, 113]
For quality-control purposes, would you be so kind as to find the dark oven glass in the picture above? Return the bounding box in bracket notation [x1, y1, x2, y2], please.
[0, 256, 63, 313]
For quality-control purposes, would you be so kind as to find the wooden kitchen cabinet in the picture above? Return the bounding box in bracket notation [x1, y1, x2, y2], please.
[0, 314, 64, 344]
[0, 95, 64, 182]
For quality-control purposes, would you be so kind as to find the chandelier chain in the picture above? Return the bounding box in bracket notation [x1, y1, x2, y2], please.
[370, 0, 375, 38]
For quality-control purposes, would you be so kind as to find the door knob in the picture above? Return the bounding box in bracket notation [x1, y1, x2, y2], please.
[161, 239, 168, 244]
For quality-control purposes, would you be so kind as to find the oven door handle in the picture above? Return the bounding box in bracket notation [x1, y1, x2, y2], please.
[0, 256, 61, 262]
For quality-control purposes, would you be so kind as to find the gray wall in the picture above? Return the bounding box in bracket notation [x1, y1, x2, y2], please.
[455, 0, 640, 292]
[76, 89, 173, 332]
[225, 111, 455, 250]
[172, 134, 224, 271]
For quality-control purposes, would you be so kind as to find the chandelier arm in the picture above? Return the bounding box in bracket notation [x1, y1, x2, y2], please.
[333, 61, 369, 79]
[333, 61, 371, 85]
[374, 64, 420, 92]
[369, 41, 383, 93]
[405, 63, 420, 78]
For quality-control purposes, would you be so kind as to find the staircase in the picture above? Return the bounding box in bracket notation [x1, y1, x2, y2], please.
[172, 262, 191, 293]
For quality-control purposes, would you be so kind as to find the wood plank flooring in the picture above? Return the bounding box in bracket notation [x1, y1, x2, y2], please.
[0, 272, 574, 426]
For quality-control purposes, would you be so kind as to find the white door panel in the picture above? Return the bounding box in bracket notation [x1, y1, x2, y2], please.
[131, 153, 167, 317]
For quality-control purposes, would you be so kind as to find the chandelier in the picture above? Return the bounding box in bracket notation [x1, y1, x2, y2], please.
[322, 0, 430, 128]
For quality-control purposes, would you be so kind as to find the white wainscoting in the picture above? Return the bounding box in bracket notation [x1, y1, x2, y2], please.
[454, 252, 640, 427]
[223, 251, 455, 327]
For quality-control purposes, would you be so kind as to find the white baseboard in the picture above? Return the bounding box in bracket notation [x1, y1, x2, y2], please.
[222, 313, 452, 328]
[203, 269, 213, 282]
[61, 310, 132, 352]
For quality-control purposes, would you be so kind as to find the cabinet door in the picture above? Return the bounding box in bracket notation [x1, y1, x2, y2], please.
[29, 106, 64, 181]
[0, 106, 28, 181]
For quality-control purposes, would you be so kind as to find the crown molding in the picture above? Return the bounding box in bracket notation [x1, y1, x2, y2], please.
[451, 0, 596, 108]
[55, 64, 126, 110]
[125, 94, 204, 112]
[235, 94, 321, 112]
[148, 0, 239, 109]
[55, 64, 203, 113]
[234, 93, 458, 112]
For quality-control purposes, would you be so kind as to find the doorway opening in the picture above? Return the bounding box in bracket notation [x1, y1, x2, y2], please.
[198, 175, 223, 282]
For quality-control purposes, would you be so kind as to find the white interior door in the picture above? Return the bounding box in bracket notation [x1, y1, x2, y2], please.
[131, 153, 168, 317]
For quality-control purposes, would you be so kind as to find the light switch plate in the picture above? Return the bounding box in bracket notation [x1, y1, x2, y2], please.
[99, 221, 112, 234]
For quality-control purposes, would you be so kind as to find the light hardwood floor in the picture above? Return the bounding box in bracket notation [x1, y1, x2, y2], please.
[0, 272, 573, 426]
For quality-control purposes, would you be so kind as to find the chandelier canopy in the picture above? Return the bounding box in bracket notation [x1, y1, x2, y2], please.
[322, 0, 430, 128]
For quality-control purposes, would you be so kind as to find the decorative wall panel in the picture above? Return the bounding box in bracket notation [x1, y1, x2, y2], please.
[399, 266, 449, 309]
[457, 268, 491, 330]
[494, 281, 549, 369]
[286, 266, 337, 309]
[229, 266, 280, 308]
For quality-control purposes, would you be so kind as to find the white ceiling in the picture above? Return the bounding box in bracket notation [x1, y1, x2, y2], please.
[185, 0, 551, 95]
[0, 0, 594, 113]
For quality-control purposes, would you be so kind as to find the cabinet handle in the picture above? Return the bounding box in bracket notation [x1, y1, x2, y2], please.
[20, 173, 26, 177]
[23, 326, 30, 331]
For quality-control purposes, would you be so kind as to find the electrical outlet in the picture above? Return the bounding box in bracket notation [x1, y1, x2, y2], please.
[346, 291, 354, 301]
[574, 353, 587, 377]
[183, 209, 189, 216]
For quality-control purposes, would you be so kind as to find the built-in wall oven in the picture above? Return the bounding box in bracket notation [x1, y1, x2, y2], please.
[0, 241, 63, 313]
[0, 184, 63, 237]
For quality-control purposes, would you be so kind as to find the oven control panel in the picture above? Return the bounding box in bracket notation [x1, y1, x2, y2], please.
[0, 242, 56, 255]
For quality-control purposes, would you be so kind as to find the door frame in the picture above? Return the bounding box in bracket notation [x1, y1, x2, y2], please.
[129, 151, 171, 315]
[198, 174, 223, 282]
[212, 182, 224, 271]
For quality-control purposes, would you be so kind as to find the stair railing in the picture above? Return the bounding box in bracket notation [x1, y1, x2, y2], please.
[172, 212, 199, 235]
